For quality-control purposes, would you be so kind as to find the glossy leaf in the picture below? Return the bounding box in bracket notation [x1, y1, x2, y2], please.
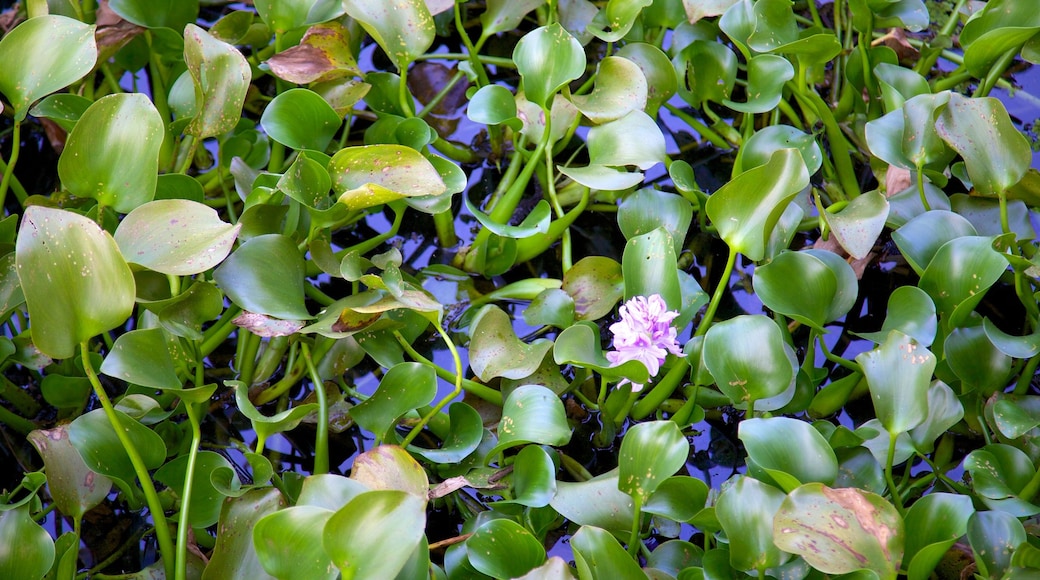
[702, 315, 795, 409]
[100, 328, 181, 390]
[154, 451, 233, 528]
[935, 93, 1031, 196]
[350, 362, 436, 438]
[715, 476, 788, 572]
[469, 305, 553, 381]
[571, 525, 647, 579]
[642, 476, 709, 523]
[618, 421, 688, 503]
[184, 24, 251, 140]
[618, 189, 693, 256]
[774, 483, 903, 578]
[739, 417, 838, 492]
[967, 510, 1026, 580]
[855, 286, 937, 347]
[110, 0, 199, 29]
[903, 493, 974, 580]
[487, 385, 571, 458]
[587, 110, 666, 170]
[254, 0, 343, 33]
[260, 88, 342, 151]
[753, 249, 858, 331]
[944, 325, 1012, 395]
[27, 426, 112, 519]
[115, 199, 240, 276]
[58, 93, 163, 213]
[705, 149, 810, 261]
[0, 15, 96, 121]
[480, 0, 545, 37]
[500, 444, 557, 507]
[342, 0, 433, 69]
[253, 506, 336, 580]
[621, 227, 681, 309]
[963, 445, 1040, 516]
[918, 236, 1007, 324]
[856, 331, 935, 435]
[561, 256, 624, 322]
[891, 210, 977, 276]
[467, 84, 519, 125]
[514, 23, 585, 108]
[553, 324, 649, 385]
[68, 408, 167, 496]
[16, 207, 135, 359]
[0, 504, 53, 580]
[213, 234, 310, 320]
[331, 145, 447, 211]
[467, 519, 547, 578]
[723, 54, 794, 113]
[323, 490, 426, 579]
[908, 381, 963, 454]
[570, 56, 647, 124]
[203, 488, 285, 580]
[989, 393, 1040, 440]
[616, 42, 676, 115]
[960, 0, 1040, 78]
[737, 124, 822, 175]
[823, 191, 890, 260]
[550, 469, 634, 534]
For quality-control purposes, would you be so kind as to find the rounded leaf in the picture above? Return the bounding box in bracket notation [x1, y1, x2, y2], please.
[16, 207, 135, 359]
[27, 426, 113, 519]
[754, 249, 857, 331]
[739, 417, 838, 492]
[513, 23, 585, 108]
[702, 315, 795, 408]
[100, 328, 181, 390]
[331, 144, 447, 211]
[184, 24, 251, 140]
[342, 0, 433, 69]
[618, 421, 689, 503]
[323, 490, 427, 579]
[0, 504, 54, 580]
[488, 385, 571, 458]
[856, 331, 935, 435]
[570, 56, 647, 124]
[716, 476, 788, 572]
[0, 15, 96, 121]
[115, 199, 240, 275]
[214, 234, 310, 320]
[467, 519, 547, 578]
[260, 88, 342, 151]
[469, 305, 553, 381]
[253, 506, 336, 580]
[58, 93, 164, 213]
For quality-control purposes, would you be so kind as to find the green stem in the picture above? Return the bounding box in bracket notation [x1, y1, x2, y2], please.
[631, 359, 689, 420]
[401, 322, 463, 448]
[1016, 462, 1040, 503]
[0, 403, 35, 435]
[80, 342, 176, 579]
[974, 47, 1018, 98]
[795, 90, 860, 199]
[300, 343, 329, 474]
[694, 246, 737, 337]
[915, 168, 932, 212]
[235, 331, 261, 385]
[1014, 354, 1040, 395]
[0, 120, 22, 211]
[394, 331, 502, 405]
[664, 103, 734, 149]
[884, 431, 904, 515]
[175, 401, 203, 580]
[627, 496, 643, 557]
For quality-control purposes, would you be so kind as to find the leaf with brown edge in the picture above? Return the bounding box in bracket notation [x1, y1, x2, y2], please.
[774, 483, 904, 578]
[265, 22, 361, 85]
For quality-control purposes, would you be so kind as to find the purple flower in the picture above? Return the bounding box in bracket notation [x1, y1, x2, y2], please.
[606, 294, 683, 392]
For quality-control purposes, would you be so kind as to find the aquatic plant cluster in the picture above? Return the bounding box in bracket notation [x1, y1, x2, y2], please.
[1, 0, 1040, 578]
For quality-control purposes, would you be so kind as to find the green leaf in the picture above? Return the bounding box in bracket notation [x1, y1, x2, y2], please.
[27, 426, 112, 519]
[616, 42, 677, 115]
[702, 315, 796, 409]
[154, 451, 232, 528]
[341, 0, 433, 69]
[856, 331, 935, 435]
[0, 15, 96, 121]
[891, 210, 977, 277]
[908, 381, 963, 454]
[562, 256, 624, 321]
[261, 88, 343, 152]
[918, 236, 1007, 325]
[466, 84, 519, 125]
[617, 421, 689, 503]
[253, 0, 343, 33]
[513, 23, 585, 108]
[467, 519, 547, 578]
[480, 0, 545, 37]
[0, 504, 53, 580]
[621, 227, 681, 309]
[115, 200, 240, 275]
[550, 469, 634, 534]
[350, 362, 437, 438]
[960, 0, 1040, 78]
[944, 325, 1012, 395]
[642, 476, 709, 523]
[109, 0, 199, 29]
[774, 483, 903, 578]
[723, 54, 794, 113]
[967, 510, 1026, 580]
[213, 234, 311, 320]
[499, 445, 557, 508]
[570, 56, 647, 124]
[468, 305, 553, 381]
[618, 189, 693, 256]
[349, 445, 429, 499]
[552, 323, 649, 385]
[571, 525, 647, 579]
[68, 408, 167, 497]
[587, 110, 666, 170]
[323, 490, 427, 579]
[854, 286, 937, 347]
[964, 445, 1040, 516]
[228, 380, 317, 452]
[16, 207, 135, 359]
[737, 125, 823, 175]
[331, 145, 447, 211]
[715, 476, 788, 572]
[903, 493, 974, 580]
[753, 249, 858, 332]
[253, 506, 336, 580]
[57, 93, 164, 213]
[184, 24, 251, 140]
[408, 402, 484, 463]
[935, 93, 1031, 195]
[204, 489, 285, 580]
[487, 385, 571, 458]
[100, 328, 181, 390]
[739, 417, 838, 492]
[705, 149, 810, 261]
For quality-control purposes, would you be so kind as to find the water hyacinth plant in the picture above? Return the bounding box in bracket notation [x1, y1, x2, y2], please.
[0, 0, 1040, 579]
